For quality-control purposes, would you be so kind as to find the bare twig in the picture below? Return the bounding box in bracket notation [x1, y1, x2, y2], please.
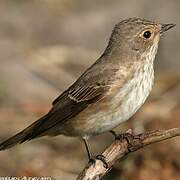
[77, 127, 180, 180]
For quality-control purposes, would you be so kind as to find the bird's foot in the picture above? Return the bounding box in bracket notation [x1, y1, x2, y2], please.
[110, 129, 133, 142]
[110, 129, 144, 152]
[89, 154, 108, 168]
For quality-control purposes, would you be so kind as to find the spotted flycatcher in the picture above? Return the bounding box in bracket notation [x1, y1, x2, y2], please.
[0, 18, 175, 161]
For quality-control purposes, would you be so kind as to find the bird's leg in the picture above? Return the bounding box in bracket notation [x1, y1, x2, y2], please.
[82, 138, 108, 168]
[82, 138, 92, 161]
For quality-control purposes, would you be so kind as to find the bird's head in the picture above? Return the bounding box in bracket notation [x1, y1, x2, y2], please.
[105, 17, 175, 62]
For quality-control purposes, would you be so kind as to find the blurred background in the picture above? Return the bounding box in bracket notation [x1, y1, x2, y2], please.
[0, 0, 180, 179]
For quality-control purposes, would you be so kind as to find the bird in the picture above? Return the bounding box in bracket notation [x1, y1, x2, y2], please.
[0, 17, 175, 162]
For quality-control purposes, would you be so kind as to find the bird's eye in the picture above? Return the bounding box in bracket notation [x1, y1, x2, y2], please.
[143, 31, 152, 39]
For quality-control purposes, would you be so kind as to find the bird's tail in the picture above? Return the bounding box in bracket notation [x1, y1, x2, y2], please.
[0, 115, 47, 151]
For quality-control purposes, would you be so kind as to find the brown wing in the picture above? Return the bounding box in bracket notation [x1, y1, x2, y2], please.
[26, 58, 114, 140]
[53, 84, 105, 105]
[51, 82, 108, 115]
[18, 82, 108, 142]
[0, 83, 108, 150]
[0, 56, 117, 149]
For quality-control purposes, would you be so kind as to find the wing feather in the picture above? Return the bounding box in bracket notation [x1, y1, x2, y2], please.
[68, 85, 104, 102]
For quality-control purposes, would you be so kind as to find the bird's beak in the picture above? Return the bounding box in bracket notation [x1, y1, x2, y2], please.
[160, 23, 176, 34]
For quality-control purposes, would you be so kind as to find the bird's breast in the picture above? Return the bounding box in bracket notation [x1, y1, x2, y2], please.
[111, 61, 154, 122]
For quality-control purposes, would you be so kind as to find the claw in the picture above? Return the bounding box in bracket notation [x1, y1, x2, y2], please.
[88, 157, 96, 164]
[110, 130, 124, 140]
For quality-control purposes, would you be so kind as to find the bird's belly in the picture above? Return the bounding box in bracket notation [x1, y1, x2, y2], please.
[61, 64, 154, 137]
[89, 81, 152, 134]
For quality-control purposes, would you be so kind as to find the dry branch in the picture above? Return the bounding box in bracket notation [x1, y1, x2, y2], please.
[77, 127, 180, 180]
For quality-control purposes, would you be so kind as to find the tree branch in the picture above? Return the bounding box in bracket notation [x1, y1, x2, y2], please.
[77, 127, 180, 180]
